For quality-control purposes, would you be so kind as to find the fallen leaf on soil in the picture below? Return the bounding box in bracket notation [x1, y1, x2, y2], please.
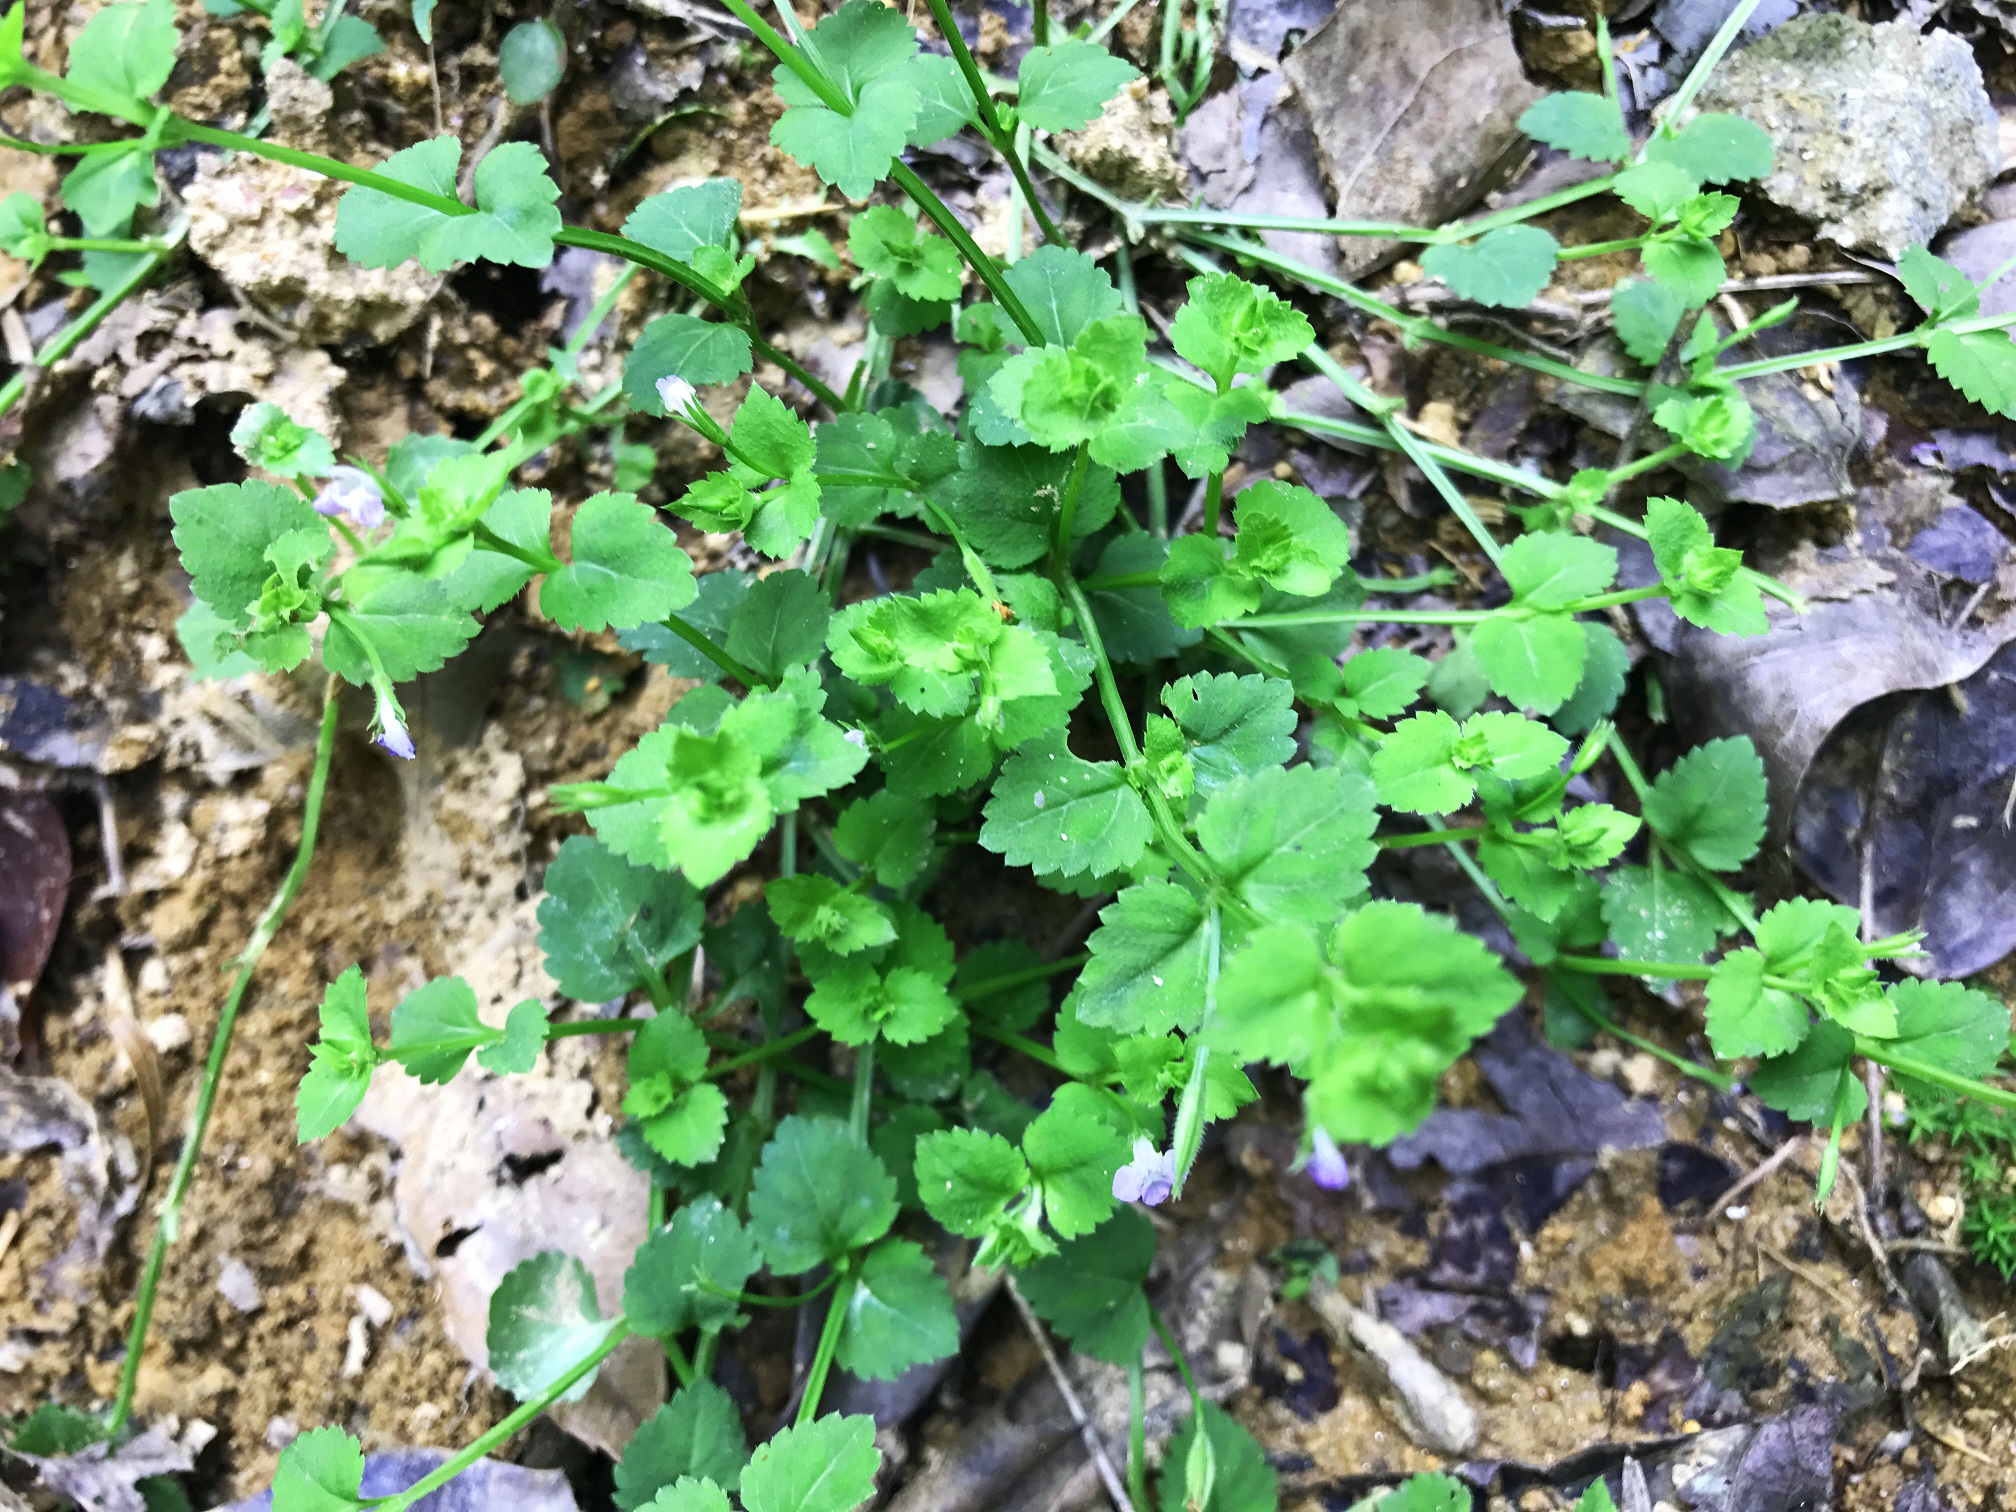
[214, 1447, 580, 1512]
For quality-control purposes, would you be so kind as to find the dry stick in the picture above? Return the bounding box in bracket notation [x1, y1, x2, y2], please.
[1706, 1133, 1809, 1217]
[1006, 1278, 1136, 1512]
[1834, 1159, 1906, 1305]
[1759, 1240, 1866, 1317]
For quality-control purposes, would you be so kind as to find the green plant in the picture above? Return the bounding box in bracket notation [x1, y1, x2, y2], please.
[1905, 1085, 2016, 1281]
[7, 0, 2016, 1508]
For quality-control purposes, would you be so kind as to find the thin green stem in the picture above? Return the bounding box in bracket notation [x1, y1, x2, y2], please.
[1149, 1306, 1202, 1411]
[1378, 826, 1485, 849]
[1053, 442, 1092, 570]
[1231, 607, 1496, 628]
[971, 1022, 1068, 1073]
[656, 612, 771, 687]
[1182, 229, 1647, 398]
[662, 1331, 697, 1389]
[694, 1272, 838, 1308]
[889, 162, 1045, 346]
[1659, 0, 1766, 128]
[955, 953, 1089, 1002]
[915, 0, 1062, 245]
[850, 1038, 877, 1143]
[1556, 981, 1735, 1091]
[110, 682, 342, 1434]
[693, 1327, 722, 1379]
[1858, 1044, 2016, 1113]
[1126, 1357, 1150, 1512]
[1554, 953, 1713, 981]
[0, 224, 184, 421]
[375, 1324, 633, 1512]
[796, 1263, 857, 1425]
[1558, 236, 1648, 261]
[713, 1025, 823, 1076]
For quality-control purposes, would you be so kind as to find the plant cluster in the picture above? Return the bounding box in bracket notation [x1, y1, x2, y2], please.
[5, 0, 2016, 1509]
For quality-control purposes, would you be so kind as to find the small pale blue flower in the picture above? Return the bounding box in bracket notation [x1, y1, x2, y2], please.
[370, 688, 415, 760]
[1306, 1127, 1350, 1191]
[1112, 1136, 1175, 1207]
[313, 466, 386, 530]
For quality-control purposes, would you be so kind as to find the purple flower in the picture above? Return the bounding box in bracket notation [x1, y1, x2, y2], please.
[312, 466, 386, 531]
[1112, 1137, 1175, 1207]
[370, 688, 416, 760]
[1306, 1128, 1350, 1191]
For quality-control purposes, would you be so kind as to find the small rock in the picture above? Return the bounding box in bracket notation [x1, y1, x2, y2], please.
[143, 1013, 188, 1054]
[342, 1313, 372, 1378]
[1059, 79, 1188, 205]
[1694, 15, 1998, 258]
[263, 1418, 299, 1450]
[216, 1256, 262, 1314]
[354, 1283, 396, 1328]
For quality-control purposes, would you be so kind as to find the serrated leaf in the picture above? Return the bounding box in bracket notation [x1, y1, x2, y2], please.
[623, 1196, 761, 1337]
[67, 0, 178, 105]
[537, 835, 704, 1003]
[615, 1384, 749, 1511]
[934, 441, 1120, 568]
[747, 1115, 898, 1274]
[1168, 272, 1312, 385]
[61, 145, 156, 236]
[739, 1414, 880, 1512]
[1500, 530, 1617, 608]
[625, 314, 755, 409]
[1601, 864, 1723, 970]
[772, 76, 918, 200]
[387, 975, 495, 1083]
[1611, 277, 1685, 365]
[1369, 1473, 1471, 1512]
[1159, 1401, 1279, 1512]
[1898, 245, 1978, 323]
[833, 790, 935, 888]
[849, 204, 961, 300]
[767, 874, 896, 954]
[1017, 1207, 1154, 1366]
[170, 481, 325, 632]
[724, 569, 831, 682]
[1643, 235, 1726, 308]
[1161, 671, 1296, 807]
[335, 137, 560, 271]
[837, 1238, 958, 1379]
[1642, 736, 1766, 871]
[1472, 612, 1588, 714]
[487, 1251, 610, 1402]
[1884, 979, 2010, 1078]
[981, 730, 1153, 880]
[914, 1126, 1029, 1235]
[1644, 112, 1774, 185]
[231, 402, 337, 479]
[1750, 1019, 1864, 1125]
[476, 999, 548, 1074]
[1198, 764, 1378, 924]
[1420, 226, 1559, 309]
[1016, 38, 1139, 131]
[1927, 327, 2016, 418]
[1518, 91, 1629, 163]
[271, 1426, 367, 1512]
[1074, 880, 1213, 1035]
[323, 574, 479, 685]
[542, 492, 697, 632]
[623, 180, 742, 268]
[1001, 244, 1125, 347]
[1705, 948, 1808, 1060]
[1023, 1082, 1129, 1238]
[1339, 647, 1431, 721]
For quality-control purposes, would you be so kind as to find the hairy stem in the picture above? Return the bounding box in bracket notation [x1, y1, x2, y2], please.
[110, 681, 342, 1433]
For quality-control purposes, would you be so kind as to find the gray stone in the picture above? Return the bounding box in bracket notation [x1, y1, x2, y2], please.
[1694, 15, 1998, 258]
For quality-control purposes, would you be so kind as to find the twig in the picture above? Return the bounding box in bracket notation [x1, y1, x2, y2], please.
[1759, 1240, 1866, 1316]
[1949, 1330, 2016, 1375]
[1835, 1160, 1906, 1304]
[1006, 1277, 1135, 1512]
[0, 1207, 20, 1266]
[1706, 1133, 1808, 1217]
[1920, 1418, 1998, 1468]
